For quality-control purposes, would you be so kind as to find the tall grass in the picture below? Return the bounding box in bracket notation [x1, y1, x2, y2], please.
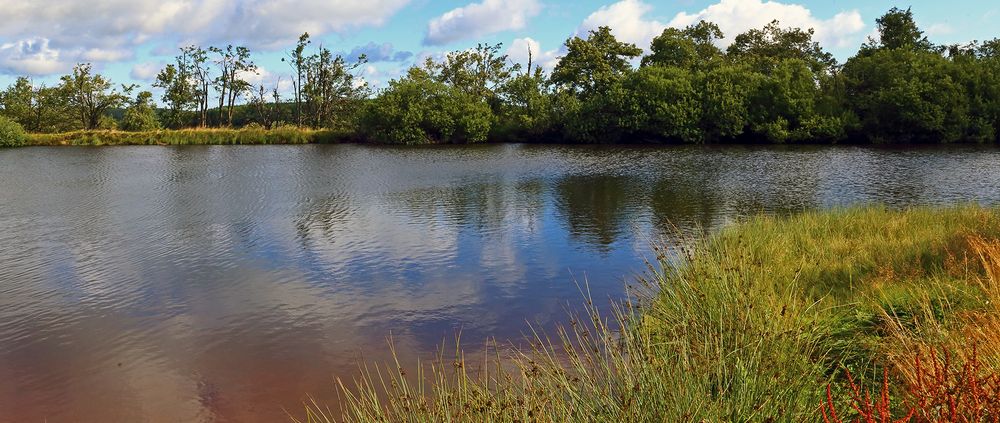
[295, 206, 1000, 422]
[823, 235, 1000, 422]
[25, 126, 352, 146]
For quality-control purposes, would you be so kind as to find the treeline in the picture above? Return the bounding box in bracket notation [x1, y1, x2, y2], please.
[2, 7, 1000, 145]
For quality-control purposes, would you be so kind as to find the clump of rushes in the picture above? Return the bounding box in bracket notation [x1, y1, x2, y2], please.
[295, 206, 1000, 422]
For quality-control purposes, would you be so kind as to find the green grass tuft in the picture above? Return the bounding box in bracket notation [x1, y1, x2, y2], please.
[295, 206, 1000, 422]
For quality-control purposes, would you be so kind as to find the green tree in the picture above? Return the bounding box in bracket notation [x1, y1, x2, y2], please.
[843, 49, 968, 143]
[863, 7, 934, 52]
[154, 48, 200, 128]
[359, 68, 492, 144]
[59, 63, 127, 130]
[284, 33, 311, 126]
[210, 45, 255, 126]
[550, 26, 642, 96]
[300, 45, 368, 129]
[621, 66, 703, 142]
[727, 20, 836, 75]
[699, 64, 763, 141]
[495, 68, 553, 141]
[0, 77, 35, 129]
[0, 77, 74, 133]
[944, 39, 1000, 142]
[428, 43, 518, 106]
[121, 91, 162, 131]
[642, 21, 724, 69]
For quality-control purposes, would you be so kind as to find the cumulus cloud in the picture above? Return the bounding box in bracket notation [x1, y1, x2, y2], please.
[506, 38, 560, 71]
[130, 62, 165, 81]
[577, 0, 665, 50]
[347, 42, 413, 62]
[667, 0, 865, 49]
[0, 38, 72, 75]
[575, 0, 865, 52]
[0, 0, 412, 75]
[425, 0, 542, 46]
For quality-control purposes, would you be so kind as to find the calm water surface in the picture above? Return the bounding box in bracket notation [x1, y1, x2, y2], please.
[2, 144, 1000, 422]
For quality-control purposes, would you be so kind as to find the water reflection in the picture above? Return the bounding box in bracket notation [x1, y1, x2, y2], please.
[1, 144, 999, 422]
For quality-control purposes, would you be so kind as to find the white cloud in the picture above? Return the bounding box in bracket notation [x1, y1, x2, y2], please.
[237, 67, 268, 86]
[506, 37, 560, 71]
[360, 64, 406, 89]
[80, 48, 134, 63]
[425, 0, 542, 46]
[347, 42, 414, 62]
[667, 0, 865, 49]
[925, 23, 954, 37]
[130, 62, 164, 81]
[0, 0, 412, 75]
[574, 0, 865, 52]
[0, 38, 72, 76]
[577, 0, 666, 50]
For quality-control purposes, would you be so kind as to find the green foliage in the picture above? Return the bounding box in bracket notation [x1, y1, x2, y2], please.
[0, 77, 76, 133]
[96, 114, 118, 130]
[121, 91, 162, 132]
[844, 49, 970, 143]
[642, 21, 724, 69]
[359, 70, 493, 144]
[863, 7, 935, 53]
[699, 64, 761, 140]
[550, 26, 642, 96]
[727, 20, 836, 75]
[0, 115, 27, 148]
[59, 63, 127, 130]
[3, 6, 1000, 145]
[748, 59, 834, 142]
[154, 62, 196, 128]
[494, 70, 554, 141]
[24, 127, 333, 146]
[622, 66, 703, 142]
[427, 43, 517, 108]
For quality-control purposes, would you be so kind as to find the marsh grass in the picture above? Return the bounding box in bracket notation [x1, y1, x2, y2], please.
[25, 126, 352, 146]
[295, 206, 1000, 422]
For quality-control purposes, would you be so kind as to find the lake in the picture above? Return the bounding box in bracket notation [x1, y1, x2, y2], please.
[2, 144, 999, 422]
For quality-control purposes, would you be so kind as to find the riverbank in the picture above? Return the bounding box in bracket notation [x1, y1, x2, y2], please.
[299, 206, 1000, 422]
[24, 127, 351, 146]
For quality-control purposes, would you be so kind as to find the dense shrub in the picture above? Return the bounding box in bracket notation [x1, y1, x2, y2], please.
[0, 115, 27, 148]
[359, 71, 492, 144]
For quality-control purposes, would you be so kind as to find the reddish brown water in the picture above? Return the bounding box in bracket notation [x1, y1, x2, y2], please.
[3, 144, 1000, 422]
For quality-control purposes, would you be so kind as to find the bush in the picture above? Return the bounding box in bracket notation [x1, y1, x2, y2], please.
[359, 73, 493, 144]
[97, 115, 119, 130]
[121, 108, 161, 132]
[0, 115, 28, 148]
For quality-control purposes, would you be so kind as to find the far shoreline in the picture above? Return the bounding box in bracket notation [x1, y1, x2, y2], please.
[16, 128, 1000, 148]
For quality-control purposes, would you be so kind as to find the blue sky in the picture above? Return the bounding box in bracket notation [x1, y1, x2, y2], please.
[1, 0, 997, 96]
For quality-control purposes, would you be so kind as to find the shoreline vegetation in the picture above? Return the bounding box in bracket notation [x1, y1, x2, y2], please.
[295, 206, 1000, 422]
[23, 127, 349, 146]
[2, 7, 1000, 148]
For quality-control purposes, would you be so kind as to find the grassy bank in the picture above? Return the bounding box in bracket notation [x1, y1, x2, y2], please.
[25, 127, 352, 146]
[296, 206, 1000, 422]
